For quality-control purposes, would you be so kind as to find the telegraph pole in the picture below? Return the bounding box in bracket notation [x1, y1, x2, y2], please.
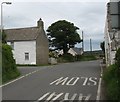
[82, 31, 84, 52]
[1, 2, 12, 35]
[90, 38, 92, 54]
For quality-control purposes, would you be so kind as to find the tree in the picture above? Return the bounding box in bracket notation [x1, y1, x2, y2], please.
[47, 20, 81, 54]
[2, 44, 20, 82]
[1, 31, 20, 82]
[100, 41, 105, 54]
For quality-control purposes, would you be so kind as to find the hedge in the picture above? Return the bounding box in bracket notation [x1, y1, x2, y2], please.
[103, 64, 119, 100]
[103, 48, 120, 101]
[2, 44, 20, 83]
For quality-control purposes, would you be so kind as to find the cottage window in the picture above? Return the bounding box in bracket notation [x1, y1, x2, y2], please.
[25, 53, 29, 60]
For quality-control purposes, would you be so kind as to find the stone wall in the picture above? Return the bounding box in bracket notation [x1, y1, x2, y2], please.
[36, 28, 49, 65]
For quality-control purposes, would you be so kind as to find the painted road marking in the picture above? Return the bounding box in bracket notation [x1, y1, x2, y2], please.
[66, 77, 79, 85]
[96, 78, 102, 100]
[81, 77, 88, 86]
[81, 77, 97, 86]
[64, 93, 77, 100]
[38, 92, 50, 101]
[38, 92, 91, 101]
[79, 93, 91, 100]
[50, 77, 69, 85]
[0, 69, 42, 88]
[96, 62, 103, 100]
[50, 77, 98, 86]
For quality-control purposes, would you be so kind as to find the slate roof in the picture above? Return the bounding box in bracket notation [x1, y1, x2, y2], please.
[5, 27, 41, 41]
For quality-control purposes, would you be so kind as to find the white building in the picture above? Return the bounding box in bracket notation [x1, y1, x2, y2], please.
[5, 19, 49, 65]
[58, 47, 83, 56]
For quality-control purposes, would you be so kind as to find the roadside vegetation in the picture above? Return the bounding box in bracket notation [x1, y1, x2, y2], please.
[2, 31, 20, 83]
[2, 44, 20, 83]
[47, 20, 82, 55]
[103, 48, 120, 101]
[57, 53, 97, 63]
[49, 50, 99, 64]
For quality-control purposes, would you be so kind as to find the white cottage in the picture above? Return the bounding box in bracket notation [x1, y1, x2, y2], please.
[58, 47, 83, 56]
[5, 19, 49, 65]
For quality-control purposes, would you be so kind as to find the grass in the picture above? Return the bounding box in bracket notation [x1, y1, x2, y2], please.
[57, 54, 97, 63]
[103, 64, 120, 101]
[79, 55, 97, 61]
[2, 70, 20, 84]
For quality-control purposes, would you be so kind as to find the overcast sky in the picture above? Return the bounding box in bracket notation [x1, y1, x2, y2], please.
[1, 0, 110, 51]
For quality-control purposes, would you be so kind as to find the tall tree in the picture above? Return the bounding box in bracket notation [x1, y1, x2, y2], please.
[47, 20, 81, 54]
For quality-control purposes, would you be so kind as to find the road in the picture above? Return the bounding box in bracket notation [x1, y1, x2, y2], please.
[2, 60, 101, 101]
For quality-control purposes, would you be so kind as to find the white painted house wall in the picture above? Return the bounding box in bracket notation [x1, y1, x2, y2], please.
[68, 48, 77, 56]
[7, 41, 36, 64]
[58, 48, 83, 56]
[104, 23, 115, 66]
[104, 1, 120, 66]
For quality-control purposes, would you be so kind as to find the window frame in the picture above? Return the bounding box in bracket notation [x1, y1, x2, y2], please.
[25, 52, 29, 60]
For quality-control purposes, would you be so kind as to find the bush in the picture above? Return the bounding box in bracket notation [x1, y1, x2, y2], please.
[115, 48, 120, 67]
[103, 64, 117, 83]
[103, 48, 120, 101]
[115, 48, 120, 81]
[58, 53, 75, 62]
[107, 78, 119, 100]
[2, 44, 20, 83]
[79, 55, 96, 61]
[115, 48, 120, 101]
[103, 64, 119, 100]
[57, 54, 97, 63]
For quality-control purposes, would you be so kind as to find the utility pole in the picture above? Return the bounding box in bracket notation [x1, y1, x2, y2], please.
[1, 2, 12, 35]
[82, 31, 84, 52]
[90, 38, 92, 54]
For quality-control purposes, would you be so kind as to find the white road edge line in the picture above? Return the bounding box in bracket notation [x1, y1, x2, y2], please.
[96, 77, 102, 100]
[0, 69, 40, 88]
[96, 61, 103, 101]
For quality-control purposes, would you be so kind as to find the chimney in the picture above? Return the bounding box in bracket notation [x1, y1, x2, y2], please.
[37, 18, 44, 28]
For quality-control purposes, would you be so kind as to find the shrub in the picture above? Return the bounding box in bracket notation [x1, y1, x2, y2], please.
[115, 48, 120, 67]
[103, 64, 117, 83]
[58, 53, 75, 62]
[115, 48, 120, 101]
[2, 44, 20, 83]
[79, 55, 96, 61]
[103, 64, 119, 100]
[107, 78, 119, 100]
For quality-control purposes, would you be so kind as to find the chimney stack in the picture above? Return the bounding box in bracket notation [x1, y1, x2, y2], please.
[37, 18, 44, 28]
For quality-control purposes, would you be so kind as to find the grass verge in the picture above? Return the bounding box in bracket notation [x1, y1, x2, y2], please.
[103, 64, 119, 101]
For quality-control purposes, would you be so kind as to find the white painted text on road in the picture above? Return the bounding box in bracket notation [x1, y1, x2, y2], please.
[50, 77, 98, 86]
[38, 92, 91, 101]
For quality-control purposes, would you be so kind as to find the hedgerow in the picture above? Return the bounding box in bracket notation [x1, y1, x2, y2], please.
[103, 48, 120, 101]
[2, 44, 20, 83]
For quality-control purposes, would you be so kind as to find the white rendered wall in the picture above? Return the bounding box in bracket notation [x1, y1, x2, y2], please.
[7, 41, 36, 65]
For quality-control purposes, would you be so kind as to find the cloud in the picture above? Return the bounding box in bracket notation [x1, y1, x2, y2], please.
[2, 2, 106, 50]
[4, 0, 109, 3]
